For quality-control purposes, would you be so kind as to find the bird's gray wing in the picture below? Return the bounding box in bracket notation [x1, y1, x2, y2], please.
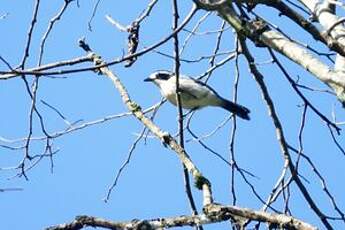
[178, 78, 212, 100]
[178, 86, 199, 100]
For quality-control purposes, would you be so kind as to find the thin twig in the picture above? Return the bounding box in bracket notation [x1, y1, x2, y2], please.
[88, 0, 102, 31]
[197, 53, 236, 80]
[268, 48, 341, 133]
[20, 0, 40, 67]
[136, 0, 159, 24]
[38, 0, 74, 65]
[103, 127, 147, 202]
[172, 1, 201, 228]
[1, 5, 198, 77]
[180, 12, 211, 55]
[240, 39, 332, 229]
[229, 37, 240, 205]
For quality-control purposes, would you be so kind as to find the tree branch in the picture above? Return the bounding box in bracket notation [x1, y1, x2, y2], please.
[193, 0, 345, 105]
[46, 203, 317, 230]
[83, 48, 214, 205]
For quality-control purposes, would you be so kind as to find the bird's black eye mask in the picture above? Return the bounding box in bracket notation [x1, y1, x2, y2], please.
[156, 72, 172, 80]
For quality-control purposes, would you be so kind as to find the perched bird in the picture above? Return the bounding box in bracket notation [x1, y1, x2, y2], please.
[144, 70, 250, 120]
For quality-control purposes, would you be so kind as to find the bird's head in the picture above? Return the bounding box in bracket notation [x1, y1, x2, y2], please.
[144, 70, 174, 86]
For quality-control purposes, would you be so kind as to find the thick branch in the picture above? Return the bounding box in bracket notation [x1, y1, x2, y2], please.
[194, 1, 345, 103]
[46, 203, 317, 230]
[299, 0, 345, 45]
[262, 0, 345, 57]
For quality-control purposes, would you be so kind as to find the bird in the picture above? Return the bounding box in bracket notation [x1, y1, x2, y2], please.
[144, 70, 250, 120]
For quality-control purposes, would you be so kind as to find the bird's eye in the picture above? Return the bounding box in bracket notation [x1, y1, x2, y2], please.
[156, 73, 172, 80]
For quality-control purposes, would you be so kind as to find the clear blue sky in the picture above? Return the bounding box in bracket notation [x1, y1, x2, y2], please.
[1, 1, 344, 229]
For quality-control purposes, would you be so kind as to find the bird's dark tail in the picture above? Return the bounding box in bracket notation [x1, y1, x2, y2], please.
[220, 99, 250, 120]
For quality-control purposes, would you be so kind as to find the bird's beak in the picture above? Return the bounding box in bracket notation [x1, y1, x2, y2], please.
[144, 77, 153, 82]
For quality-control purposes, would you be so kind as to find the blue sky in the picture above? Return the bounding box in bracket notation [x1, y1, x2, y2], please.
[1, 1, 345, 229]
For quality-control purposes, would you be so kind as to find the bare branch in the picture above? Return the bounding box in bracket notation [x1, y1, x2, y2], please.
[172, 1, 201, 226]
[136, 0, 159, 24]
[88, 0, 101, 31]
[46, 204, 317, 230]
[1, 5, 198, 77]
[194, 1, 345, 103]
[263, 0, 345, 57]
[0, 55, 93, 80]
[20, 0, 41, 67]
[268, 48, 341, 133]
[82, 47, 214, 205]
[103, 127, 147, 202]
[38, 0, 74, 65]
[105, 15, 127, 32]
[240, 38, 333, 229]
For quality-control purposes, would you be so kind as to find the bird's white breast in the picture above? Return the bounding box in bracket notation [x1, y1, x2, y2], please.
[158, 77, 179, 104]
